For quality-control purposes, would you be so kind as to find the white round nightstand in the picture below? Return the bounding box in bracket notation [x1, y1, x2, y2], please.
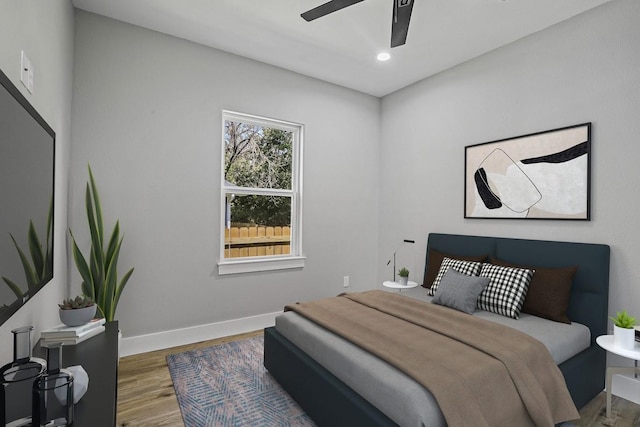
[382, 280, 419, 291]
[596, 335, 640, 418]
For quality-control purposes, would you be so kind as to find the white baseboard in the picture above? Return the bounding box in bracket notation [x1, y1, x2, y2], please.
[119, 311, 280, 357]
[611, 373, 640, 405]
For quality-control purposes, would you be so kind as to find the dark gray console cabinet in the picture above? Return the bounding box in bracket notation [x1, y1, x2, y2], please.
[34, 321, 119, 427]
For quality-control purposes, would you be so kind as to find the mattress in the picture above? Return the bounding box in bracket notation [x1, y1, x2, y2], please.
[274, 287, 590, 427]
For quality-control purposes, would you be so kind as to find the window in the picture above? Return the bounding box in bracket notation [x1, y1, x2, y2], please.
[218, 111, 304, 275]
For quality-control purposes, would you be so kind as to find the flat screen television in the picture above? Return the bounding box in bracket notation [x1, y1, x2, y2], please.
[0, 68, 55, 327]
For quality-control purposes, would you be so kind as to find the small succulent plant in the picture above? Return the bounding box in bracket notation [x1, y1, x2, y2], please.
[58, 295, 95, 310]
[398, 267, 409, 278]
[610, 310, 636, 329]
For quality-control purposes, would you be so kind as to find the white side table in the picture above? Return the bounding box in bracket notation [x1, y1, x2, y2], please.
[382, 280, 418, 291]
[596, 335, 640, 418]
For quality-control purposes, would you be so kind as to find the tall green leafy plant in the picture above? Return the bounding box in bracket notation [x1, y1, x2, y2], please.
[70, 166, 134, 322]
[2, 199, 53, 298]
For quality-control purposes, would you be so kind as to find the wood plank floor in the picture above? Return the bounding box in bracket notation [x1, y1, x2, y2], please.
[116, 331, 640, 426]
[116, 330, 262, 427]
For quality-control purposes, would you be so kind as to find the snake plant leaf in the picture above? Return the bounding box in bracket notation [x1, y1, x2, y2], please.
[70, 231, 94, 299]
[2, 200, 53, 296]
[103, 235, 124, 321]
[9, 235, 38, 287]
[105, 221, 120, 268]
[46, 198, 53, 254]
[44, 249, 53, 280]
[86, 183, 104, 270]
[92, 248, 106, 308]
[81, 281, 91, 300]
[94, 302, 106, 320]
[42, 200, 54, 280]
[89, 244, 104, 302]
[2, 277, 24, 299]
[28, 221, 45, 278]
[112, 267, 134, 317]
[88, 165, 104, 246]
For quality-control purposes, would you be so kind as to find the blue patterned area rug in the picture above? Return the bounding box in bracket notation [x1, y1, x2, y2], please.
[166, 335, 315, 426]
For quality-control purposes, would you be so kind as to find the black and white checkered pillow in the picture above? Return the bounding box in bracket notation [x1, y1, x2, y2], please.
[428, 257, 483, 296]
[476, 263, 534, 319]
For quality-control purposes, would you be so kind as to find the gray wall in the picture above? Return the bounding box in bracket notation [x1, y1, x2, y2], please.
[70, 11, 381, 338]
[0, 1, 74, 362]
[379, 0, 640, 328]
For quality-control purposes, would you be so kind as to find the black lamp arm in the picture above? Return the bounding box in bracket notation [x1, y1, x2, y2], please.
[386, 239, 415, 281]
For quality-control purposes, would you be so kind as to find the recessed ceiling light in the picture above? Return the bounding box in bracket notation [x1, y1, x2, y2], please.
[377, 52, 391, 62]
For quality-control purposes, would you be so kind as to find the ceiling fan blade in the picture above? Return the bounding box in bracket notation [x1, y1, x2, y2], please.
[391, 0, 414, 48]
[301, 0, 365, 22]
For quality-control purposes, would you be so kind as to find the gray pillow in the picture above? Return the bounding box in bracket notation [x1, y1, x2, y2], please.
[431, 269, 490, 314]
[428, 257, 483, 296]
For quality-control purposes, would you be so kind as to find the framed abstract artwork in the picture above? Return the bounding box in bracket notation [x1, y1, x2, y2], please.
[465, 123, 591, 220]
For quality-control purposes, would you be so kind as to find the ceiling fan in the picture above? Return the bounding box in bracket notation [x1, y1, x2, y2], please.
[301, 0, 414, 48]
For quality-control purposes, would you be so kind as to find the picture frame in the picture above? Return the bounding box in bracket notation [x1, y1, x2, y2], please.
[464, 123, 591, 220]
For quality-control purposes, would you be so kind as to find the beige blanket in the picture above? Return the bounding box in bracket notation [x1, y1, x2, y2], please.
[285, 290, 579, 427]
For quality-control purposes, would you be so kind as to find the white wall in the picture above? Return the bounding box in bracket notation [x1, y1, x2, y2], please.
[379, 0, 640, 393]
[0, 1, 74, 363]
[70, 11, 381, 347]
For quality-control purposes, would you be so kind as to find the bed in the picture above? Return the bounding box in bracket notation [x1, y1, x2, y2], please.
[263, 233, 611, 426]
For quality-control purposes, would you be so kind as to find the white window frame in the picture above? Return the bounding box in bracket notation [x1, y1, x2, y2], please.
[218, 110, 304, 275]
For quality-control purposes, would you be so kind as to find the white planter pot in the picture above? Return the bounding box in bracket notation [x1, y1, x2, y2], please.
[613, 325, 636, 350]
[398, 276, 409, 286]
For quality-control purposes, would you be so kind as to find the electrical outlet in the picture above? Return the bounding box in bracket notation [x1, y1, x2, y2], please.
[343, 276, 350, 288]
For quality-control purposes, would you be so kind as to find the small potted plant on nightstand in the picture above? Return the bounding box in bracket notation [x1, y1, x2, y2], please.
[58, 296, 97, 327]
[398, 267, 410, 286]
[610, 310, 636, 350]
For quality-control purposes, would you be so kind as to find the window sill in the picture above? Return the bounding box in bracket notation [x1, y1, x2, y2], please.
[218, 256, 306, 275]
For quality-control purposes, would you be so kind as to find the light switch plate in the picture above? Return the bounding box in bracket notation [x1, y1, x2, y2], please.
[20, 50, 34, 94]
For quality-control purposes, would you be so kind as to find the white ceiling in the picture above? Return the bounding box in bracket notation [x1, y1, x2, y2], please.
[71, 0, 611, 97]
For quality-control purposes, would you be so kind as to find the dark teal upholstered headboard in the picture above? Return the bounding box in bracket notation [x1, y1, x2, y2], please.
[426, 233, 611, 343]
[426, 233, 611, 408]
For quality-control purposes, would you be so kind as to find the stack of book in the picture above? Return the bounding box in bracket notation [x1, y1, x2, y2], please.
[41, 318, 106, 345]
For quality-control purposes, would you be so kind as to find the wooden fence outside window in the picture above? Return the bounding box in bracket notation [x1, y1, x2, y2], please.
[224, 225, 291, 258]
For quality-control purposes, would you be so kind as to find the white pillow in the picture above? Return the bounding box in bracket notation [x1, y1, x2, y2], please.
[476, 263, 534, 319]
